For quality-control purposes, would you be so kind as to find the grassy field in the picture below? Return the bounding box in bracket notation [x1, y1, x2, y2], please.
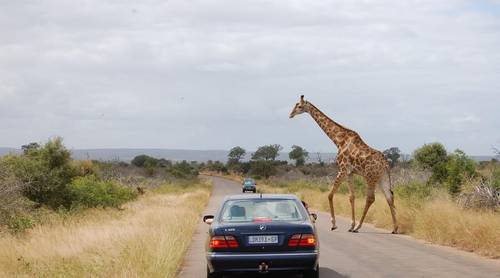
[0, 180, 211, 277]
[257, 180, 500, 259]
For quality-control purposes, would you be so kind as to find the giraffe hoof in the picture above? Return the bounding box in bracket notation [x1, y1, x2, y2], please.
[348, 228, 353, 232]
[391, 231, 398, 234]
[352, 230, 359, 233]
[331, 226, 338, 231]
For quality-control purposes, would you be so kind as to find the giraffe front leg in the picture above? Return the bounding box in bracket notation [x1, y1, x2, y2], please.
[353, 185, 375, 233]
[328, 171, 346, 231]
[347, 175, 356, 232]
[328, 191, 337, 230]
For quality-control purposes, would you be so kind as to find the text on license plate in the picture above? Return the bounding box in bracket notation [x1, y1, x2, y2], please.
[248, 235, 278, 244]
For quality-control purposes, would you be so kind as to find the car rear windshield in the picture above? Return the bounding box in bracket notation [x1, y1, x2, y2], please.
[220, 199, 305, 223]
[243, 181, 254, 185]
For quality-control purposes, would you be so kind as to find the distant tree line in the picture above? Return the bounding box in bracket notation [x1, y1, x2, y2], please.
[130, 142, 499, 197]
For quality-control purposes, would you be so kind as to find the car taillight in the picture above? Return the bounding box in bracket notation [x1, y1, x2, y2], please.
[209, 235, 239, 249]
[288, 234, 316, 247]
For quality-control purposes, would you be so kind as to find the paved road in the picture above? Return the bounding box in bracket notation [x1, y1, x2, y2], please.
[178, 177, 500, 278]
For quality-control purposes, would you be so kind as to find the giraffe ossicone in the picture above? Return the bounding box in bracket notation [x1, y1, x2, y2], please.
[289, 95, 398, 234]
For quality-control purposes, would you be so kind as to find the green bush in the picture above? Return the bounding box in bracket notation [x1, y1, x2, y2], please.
[167, 161, 199, 179]
[413, 143, 449, 183]
[395, 181, 432, 203]
[491, 166, 500, 191]
[249, 160, 277, 179]
[69, 176, 137, 208]
[131, 155, 158, 167]
[445, 150, 476, 195]
[4, 138, 77, 209]
[7, 214, 34, 234]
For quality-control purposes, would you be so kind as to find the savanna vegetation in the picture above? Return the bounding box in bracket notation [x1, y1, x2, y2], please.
[0, 138, 210, 277]
[207, 143, 500, 258]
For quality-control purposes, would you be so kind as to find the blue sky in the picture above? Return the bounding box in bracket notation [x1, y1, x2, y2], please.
[1, 0, 499, 155]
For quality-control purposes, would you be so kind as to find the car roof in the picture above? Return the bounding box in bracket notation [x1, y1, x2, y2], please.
[223, 194, 299, 201]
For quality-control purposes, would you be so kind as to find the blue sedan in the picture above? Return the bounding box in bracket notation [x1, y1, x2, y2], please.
[203, 194, 319, 278]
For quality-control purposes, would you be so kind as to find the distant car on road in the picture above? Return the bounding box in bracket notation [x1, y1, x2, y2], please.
[203, 194, 319, 278]
[241, 178, 257, 193]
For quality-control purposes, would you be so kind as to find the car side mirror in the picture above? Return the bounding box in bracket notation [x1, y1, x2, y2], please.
[310, 213, 318, 222]
[203, 215, 214, 225]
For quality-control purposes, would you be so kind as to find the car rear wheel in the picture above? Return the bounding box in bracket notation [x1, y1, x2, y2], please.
[242, 189, 245, 193]
[303, 265, 319, 278]
[207, 265, 222, 278]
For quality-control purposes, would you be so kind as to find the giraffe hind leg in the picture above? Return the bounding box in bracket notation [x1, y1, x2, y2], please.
[379, 174, 398, 234]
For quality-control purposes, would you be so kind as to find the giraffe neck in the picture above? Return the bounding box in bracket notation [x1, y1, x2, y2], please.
[305, 102, 349, 148]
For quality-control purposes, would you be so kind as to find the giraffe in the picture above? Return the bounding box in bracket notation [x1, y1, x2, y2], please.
[289, 95, 398, 234]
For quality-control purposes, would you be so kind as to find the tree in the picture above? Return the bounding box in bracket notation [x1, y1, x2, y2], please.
[413, 143, 448, 183]
[289, 145, 309, 166]
[131, 155, 158, 167]
[383, 147, 401, 168]
[21, 142, 40, 155]
[494, 146, 500, 160]
[228, 146, 246, 164]
[252, 144, 283, 161]
[413, 143, 448, 170]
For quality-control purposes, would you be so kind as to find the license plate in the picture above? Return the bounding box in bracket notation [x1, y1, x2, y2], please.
[248, 235, 278, 244]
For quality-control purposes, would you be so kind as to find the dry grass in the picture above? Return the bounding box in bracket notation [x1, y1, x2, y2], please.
[0, 181, 211, 277]
[258, 182, 500, 259]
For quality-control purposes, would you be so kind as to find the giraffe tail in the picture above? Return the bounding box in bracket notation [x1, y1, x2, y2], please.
[379, 167, 396, 209]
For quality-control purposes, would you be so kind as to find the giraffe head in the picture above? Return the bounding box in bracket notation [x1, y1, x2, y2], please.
[289, 95, 308, 118]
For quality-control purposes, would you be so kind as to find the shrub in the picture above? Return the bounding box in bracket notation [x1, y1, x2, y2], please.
[445, 150, 476, 195]
[167, 161, 198, 179]
[4, 138, 77, 209]
[72, 160, 98, 177]
[249, 160, 277, 179]
[69, 176, 137, 208]
[205, 160, 227, 174]
[492, 166, 500, 191]
[7, 214, 34, 234]
[394, 181, 432, 206]
[143, 159, 158, 177]
[0, 160, 31, 228]
[131, 155, 158, 167]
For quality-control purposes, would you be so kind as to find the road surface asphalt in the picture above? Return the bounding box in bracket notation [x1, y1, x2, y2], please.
[178, 176, 500, 278]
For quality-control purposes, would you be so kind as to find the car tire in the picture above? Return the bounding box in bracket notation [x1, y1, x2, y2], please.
[242, 189, 245, 193]
[207, 265, 222, 278]
[303, 265, 319, 278]
[253, 189, 257, 193]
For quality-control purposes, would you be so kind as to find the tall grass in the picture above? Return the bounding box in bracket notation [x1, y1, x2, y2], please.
[0, 180, 211, 277]
[259, 180, 500, 259]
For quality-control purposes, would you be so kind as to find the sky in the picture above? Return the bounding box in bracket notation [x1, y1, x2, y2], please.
[1, 0, 500, 155]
